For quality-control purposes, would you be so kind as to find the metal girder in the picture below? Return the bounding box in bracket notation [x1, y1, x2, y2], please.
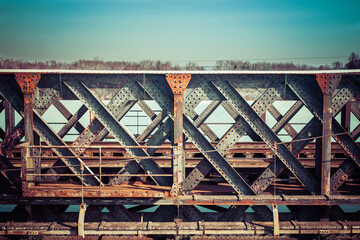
[146, 118, 172, 156]
[1, 120, 24, 157]
[221, 101, 262, 142]
[3, 193, 360, 205]
[64, 80, 171, 186]
[287, 78, 360, 192]
[95, 101, 137, 142]
[331, 157, 358, 192]
[212, 79, 320, 195]
[331, 102, 360, 191]
[137, 110, 166, 142]
[269, 101, 302, 137]
[251, 81, 356, 195]
[47, 81, 139, 182]
[193, 100, 221, 128]
[288, 78, 360, 164]
[53, 99, 85, 134]
[0, 89, 59, 188]
[0, 77, 100, 186]
[250, 118, 323, 195]
[34, 88, 60, 116]
[0, 121, 24, 190]
[316, 74, 342, 196]
[139, 78, 255, 195]
[183, 82, 282, 192]
[139, 77, 274, 220]
[166, 73, 191, 196]
[184, 81, 219, 141]
[3, 220, 360, 236]
[0, 155, 21, 189]
[4, 100, 15, 137]
[137, 100, 156, 119]
[58, 104, 88, 138]
[76, 84, 143, 185]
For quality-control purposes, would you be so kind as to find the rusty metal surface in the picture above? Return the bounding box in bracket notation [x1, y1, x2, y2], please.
[0, 71, 360, 239]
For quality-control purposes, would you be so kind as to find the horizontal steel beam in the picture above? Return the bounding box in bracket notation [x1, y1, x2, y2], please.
[2, 194, 360, 206]
[0, 220, 359, 236]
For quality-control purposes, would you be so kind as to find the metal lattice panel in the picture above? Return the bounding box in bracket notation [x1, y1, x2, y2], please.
[0, 70, 360, 239]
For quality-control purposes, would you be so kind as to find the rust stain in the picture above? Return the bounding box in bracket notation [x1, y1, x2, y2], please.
[165, 74, 191, 95]
[316, 74, 341, 95]
[15, 73, 41, 95]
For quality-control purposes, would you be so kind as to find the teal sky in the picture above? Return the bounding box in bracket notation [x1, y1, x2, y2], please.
[0, 0, 359, 65]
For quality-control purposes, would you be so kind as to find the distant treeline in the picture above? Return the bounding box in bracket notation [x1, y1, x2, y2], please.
[0, 52, 359, 70]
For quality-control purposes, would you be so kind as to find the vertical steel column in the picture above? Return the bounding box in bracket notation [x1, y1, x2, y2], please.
[316, 74, 341, 196]
[272, 204, 279, 236]
[15, 73, 41, 184]
[166, 74, 191, 196]
[4, 100, 15, 136]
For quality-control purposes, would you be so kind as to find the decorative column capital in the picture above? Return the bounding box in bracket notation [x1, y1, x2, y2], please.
[316, 74, 341, 95]
[166, 74, 191, 95]
[15, 73, 41, 95]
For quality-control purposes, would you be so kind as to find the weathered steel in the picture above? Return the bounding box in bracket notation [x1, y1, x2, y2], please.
[64, 80, 171, 186]
[288, 77, 360, 195]
[140, 77, 255, 195]
[212, 79, 320, 194]
[184, 81, 219, 141]
[166, 73, 191, 196]
[272, 204, 280, 236]
[269, 101, 302, 138]
[0, 77, 100, 186]
[0, 70, 360, 239]
[58, 104, 88, 138]
[15, 73, 41, 186]
[341, 101, 351, 133]
[52, 99, 86, 134]
[78, 203, 86, 237]
[183, 82, 281, 192]
[4, 100, 15, 137]
[0, 220, 360, 236]
[316, 74, 341, 196]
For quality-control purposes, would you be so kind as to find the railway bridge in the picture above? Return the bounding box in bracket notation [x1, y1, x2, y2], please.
[0, 69, 360, 239]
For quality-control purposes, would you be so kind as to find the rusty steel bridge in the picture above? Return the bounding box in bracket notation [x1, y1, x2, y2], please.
[0, 69, 360, 239]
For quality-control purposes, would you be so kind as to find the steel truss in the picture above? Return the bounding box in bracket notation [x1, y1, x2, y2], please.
[0, 70, 360, 239]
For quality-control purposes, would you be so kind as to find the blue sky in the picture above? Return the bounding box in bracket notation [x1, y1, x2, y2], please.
[0, 0, 359, 65]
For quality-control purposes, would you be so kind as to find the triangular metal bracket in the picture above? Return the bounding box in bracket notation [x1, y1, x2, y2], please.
[15, 73, 41, 95]
[316, 74, 341, 95]
[166, 74, 191, 95]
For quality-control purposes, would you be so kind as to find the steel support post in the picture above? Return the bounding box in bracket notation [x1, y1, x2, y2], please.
[166, 74, 191, 196]
[272, 204, 279, 236]
[4, 100, 15, 137]
[15, 73, 40, 145]
[78, 203, 86, 238]
[15, 73, 41, 186]
[316, 74, 341, 196]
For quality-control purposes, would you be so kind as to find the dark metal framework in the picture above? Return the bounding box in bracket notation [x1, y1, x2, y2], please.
[0, 70, 360, 239]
